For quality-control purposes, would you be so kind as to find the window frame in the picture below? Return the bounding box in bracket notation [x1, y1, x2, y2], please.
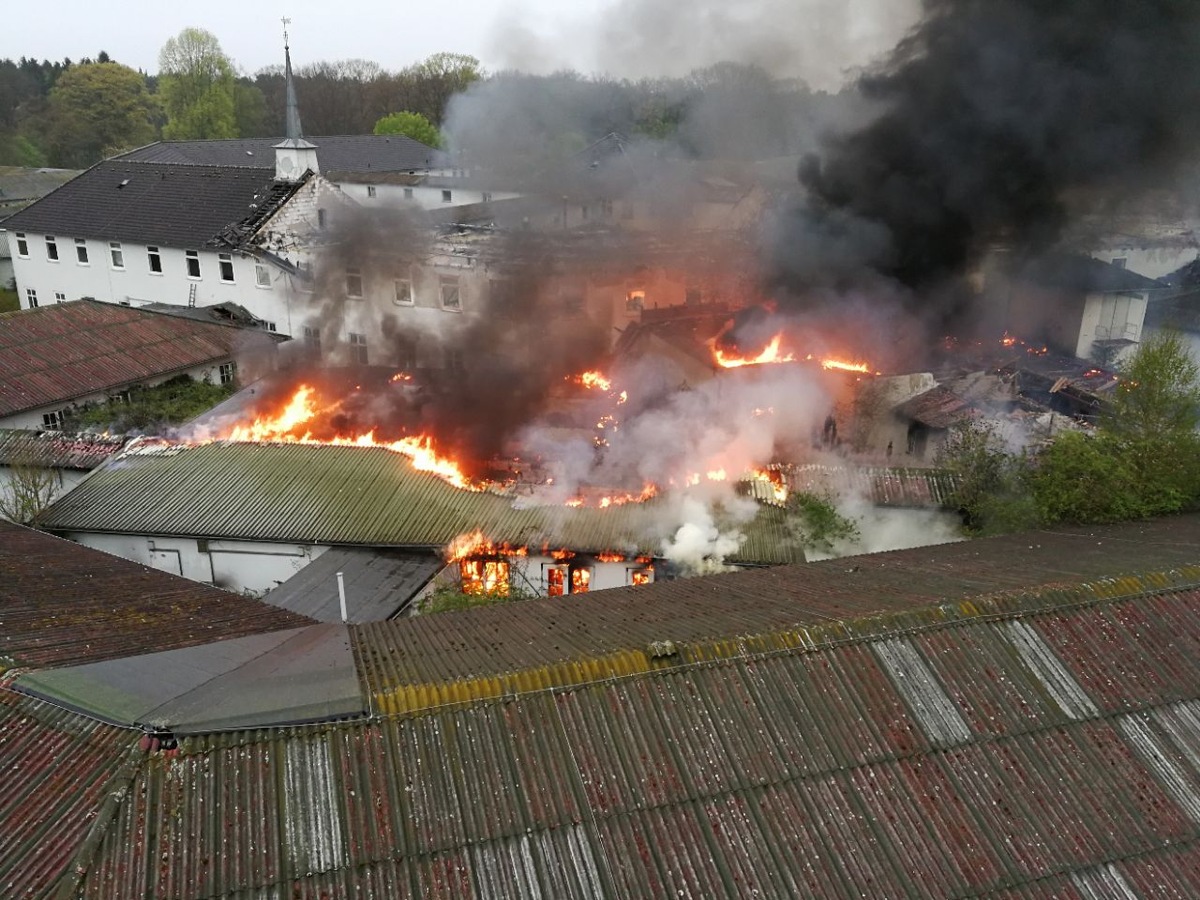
[441, 189, 452, 203]
[14, 232, 29, 257]
[439, 275, 462, 311]
[75, 238, 89, 265]
[45, 235, 59, 262]
[147, 246, 163, 274]
[403, 187, 414, 200]
[346, 267, 364, 299]
[218, 361, 237, 385]
[218, 252, 235, 284]
[54, 291, 66, 303]
[109, 241, 125, 270]
[393, 271, 414, 306]
[348, 331, 368, 365]
[366, 185, 377, 198]
[185, 250, 201, 279]
[254, 263, 272, 288]
[26, 287, 38, 308]
[317, 208, 327, 229]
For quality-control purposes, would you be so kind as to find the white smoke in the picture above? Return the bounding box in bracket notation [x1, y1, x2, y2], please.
[660, 494, 755, 574]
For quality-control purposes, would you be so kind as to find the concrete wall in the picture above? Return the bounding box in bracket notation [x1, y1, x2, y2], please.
[62, 532, 328, 594]
[1075, 291, 1148, 364]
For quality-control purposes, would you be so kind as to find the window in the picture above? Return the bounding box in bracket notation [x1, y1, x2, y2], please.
[219, 362, 237, 385]
[546, 566, 566, 597]
[303, 325, 322, 356]
[45, 235, 59, 261]
[1111, 257, 1128, 270]
[261, 321, 277, 332]
[571, 567, 592, 593]
[317, 208, 327, 228]
[42, 409, 67, 428]
[366, 185, 377, 198]
[26, 288, 38, 308]
[393, 276, 413, 305]
[15, 233, 28, 257]
[403, 187, 414, 200]
[545, 563, 592, 595]
[439, 275, 461, 311]
[346, 268, 363, 298]
[396, 335, 417, 370]
[482, 191, 493, 202]
[75, 238, 89, 264]
[218, 253, 235, 283]
[109, 241, 124, 269]
[628, 567, 652, 586]
[441, 189, 452, 203]
[625, 289, 645, 313]
[54, 292, 65, 303]
[461, 557, 509, 595]
[255, 263, 272, 288]
[147, 246, 163, 274]
[348, 332, 368, 365]
[185, 250, 201, 278]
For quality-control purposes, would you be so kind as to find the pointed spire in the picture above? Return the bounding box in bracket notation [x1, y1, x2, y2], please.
[283, 22, 304, 142]
[274, 19, 318, 180]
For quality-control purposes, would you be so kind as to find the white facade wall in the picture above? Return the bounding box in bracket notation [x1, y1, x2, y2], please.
[62, 532, 328, 594]
[335, 181, 521, 210]
[1075, 290, 1148, 364]
[0, 359, 236, 429]
[5, 231, 302, 332]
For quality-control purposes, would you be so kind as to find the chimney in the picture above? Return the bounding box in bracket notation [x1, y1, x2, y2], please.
[273, 25, 318, 182]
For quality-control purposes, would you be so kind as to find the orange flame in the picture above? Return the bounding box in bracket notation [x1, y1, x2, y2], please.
[575, 370, 613, 391]
[751, 468, 789, 503]
[445, 529, 528, 562]
[390, 371, 413, 383]
[711, 333, 795, 368]
[596, 551, 626, 563]
[820, 358, 872, 374]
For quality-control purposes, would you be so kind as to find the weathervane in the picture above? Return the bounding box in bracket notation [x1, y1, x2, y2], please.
[282, 17, 292, 49]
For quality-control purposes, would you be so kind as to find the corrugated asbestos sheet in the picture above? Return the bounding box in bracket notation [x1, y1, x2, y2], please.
[40, 441, 805, 565]
[0, 429, 128, 469]
[263, 547, 443, 622]
[66, 580, 1200, 899]
[0, 300, 273, 417]
[0, 688, 137, 899]
[352, 514, 1200, 699]
[740, 464, 963, 508]
[0, 521, 313, 671]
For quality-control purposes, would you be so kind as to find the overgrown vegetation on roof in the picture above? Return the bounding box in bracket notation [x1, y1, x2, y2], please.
[69, 374, 233, 433]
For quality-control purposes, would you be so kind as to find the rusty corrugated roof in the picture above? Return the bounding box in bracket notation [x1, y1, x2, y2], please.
[0, 428, 128, 469]
[40, 441, 806, 566]
[57, 569, 1200, 898]
[0, 521, 313, 671]
[0, 300, 274, 418]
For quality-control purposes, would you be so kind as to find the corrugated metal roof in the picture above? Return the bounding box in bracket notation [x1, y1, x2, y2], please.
[60, 575, 1200, 899]
[0, 521, 313, 671]
[41, 441, 805, 565]
[351, 514, 1200, 704]
[264, 547, 442, 622]
[0, 687, 137, 899]
[0, 428, 128, 469]
[742, 463, 963, 507]
[0, 300, 273, 417]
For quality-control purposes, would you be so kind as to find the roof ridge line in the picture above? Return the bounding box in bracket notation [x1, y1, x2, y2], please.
[367, 564, 1200, 717]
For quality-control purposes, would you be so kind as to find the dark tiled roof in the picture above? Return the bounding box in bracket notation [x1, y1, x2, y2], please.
[0, 160, 299, 247]
[49, 564, 1200, 898]
[0, 521, 313, 670]
[0, 166, 81, 219]
[1016, 253, 1164, 293]
[117, 134, 449, 173]
[0, 428, 128, 469]
[0, 300, 273, 417]
[40, 441, 805, 566]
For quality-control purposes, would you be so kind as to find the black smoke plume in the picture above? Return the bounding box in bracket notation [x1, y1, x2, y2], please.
[787, 0, 1200, 310]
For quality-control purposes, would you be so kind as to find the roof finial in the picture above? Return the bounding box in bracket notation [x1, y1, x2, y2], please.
[282, 17, 291, 50]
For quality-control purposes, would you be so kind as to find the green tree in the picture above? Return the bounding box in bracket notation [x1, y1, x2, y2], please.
[936, 420, 1038, 534]
[373, 110, 442, 147]
[43, 62, 156, 166]
[157, 28, 239, 139]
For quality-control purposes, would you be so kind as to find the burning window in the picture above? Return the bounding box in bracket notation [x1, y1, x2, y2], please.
[546, 566, 566, 596]
[440, 276, 461, 311]
[625, 290, 644, 314]
[628, 567, 652, 586]
[346, 268, 364, 298]
[571, 568, 591, 593]
[545, 563, 591, 596]
[349, 332, 368, 365]
[461, 557, 509, 595]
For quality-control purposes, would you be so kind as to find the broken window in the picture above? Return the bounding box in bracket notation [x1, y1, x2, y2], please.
[625, 290, 645, 314]
[571, 567, 591, 593]
[461, 557, 510, 595]
[628, 567, 652, 586]
[219, 362, 237, 385]
[545, 563, 590, 595]
[546, 566, 566, 597]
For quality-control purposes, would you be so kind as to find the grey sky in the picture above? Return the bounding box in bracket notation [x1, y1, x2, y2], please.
[4, 0, 917, 89]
